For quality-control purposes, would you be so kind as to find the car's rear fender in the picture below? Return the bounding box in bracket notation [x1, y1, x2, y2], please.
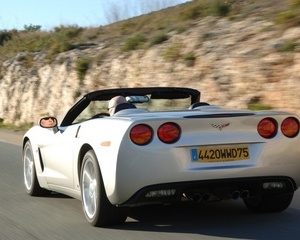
[74, 119, 134, 198]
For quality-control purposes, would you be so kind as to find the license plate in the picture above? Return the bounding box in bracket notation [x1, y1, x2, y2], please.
[191, 145, 250, 162]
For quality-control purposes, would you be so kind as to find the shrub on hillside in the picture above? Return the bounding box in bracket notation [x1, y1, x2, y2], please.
[276, 0, 300, 28]
[0, 30, 12, 46]
[122, 34, 146, 51]
[76, 57, 91, 82]
[183, 52, 196, 67]
[149, 33, 169, 46]
[162, 40, 182, 61]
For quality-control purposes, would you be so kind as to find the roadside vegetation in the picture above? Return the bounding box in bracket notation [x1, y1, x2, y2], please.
[0, 0, 299, 64]
[0, 118, 31, 131]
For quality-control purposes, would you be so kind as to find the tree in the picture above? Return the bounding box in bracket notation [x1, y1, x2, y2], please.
[23, 24, 42, 32]
[0, 30, 12, 46]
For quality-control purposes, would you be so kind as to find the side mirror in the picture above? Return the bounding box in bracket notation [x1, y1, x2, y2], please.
[39, 117, 58, 128]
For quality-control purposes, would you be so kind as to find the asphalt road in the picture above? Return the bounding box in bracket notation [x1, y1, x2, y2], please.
[1, 129, 300, 240]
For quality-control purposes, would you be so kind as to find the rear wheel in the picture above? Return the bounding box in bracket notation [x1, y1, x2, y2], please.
[243, 193, 294, 213]
[80, 150, 128, 227]
[23, 141, 48, 196]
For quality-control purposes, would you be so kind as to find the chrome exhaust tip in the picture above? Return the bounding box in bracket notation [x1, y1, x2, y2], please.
[231, 191, 240, 200]
[240, 190, 250, 199]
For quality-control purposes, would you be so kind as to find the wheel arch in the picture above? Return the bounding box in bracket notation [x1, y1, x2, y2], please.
[22, 137, 42, 169]
[22, 137, 50, 193]
[77, 144, 93, 182]
[22, 136, 29, 149]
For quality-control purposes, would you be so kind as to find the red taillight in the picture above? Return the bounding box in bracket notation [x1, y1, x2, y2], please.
[157, 122, 181, 144]
[257, 118, 277, 138]
[281, 117, 299, 138]
[130, 124, 153, 145]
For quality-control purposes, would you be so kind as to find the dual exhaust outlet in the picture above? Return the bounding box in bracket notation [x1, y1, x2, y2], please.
[190, 190, 250, 202]
[231, 190, 250, 200]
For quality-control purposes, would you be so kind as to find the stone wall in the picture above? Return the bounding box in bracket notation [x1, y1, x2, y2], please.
[0, 16, 300, 125]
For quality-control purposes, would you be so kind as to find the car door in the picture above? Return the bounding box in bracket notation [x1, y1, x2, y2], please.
[38, 124, 81, 189]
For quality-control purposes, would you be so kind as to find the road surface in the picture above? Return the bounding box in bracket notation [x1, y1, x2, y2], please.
[1, 129, 300, 240]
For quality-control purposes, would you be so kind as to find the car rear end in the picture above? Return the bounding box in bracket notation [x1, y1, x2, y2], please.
[109, 109, 300, 211]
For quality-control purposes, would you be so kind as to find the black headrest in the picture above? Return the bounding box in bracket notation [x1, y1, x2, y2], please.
[114, 102, 136, 114]
[189, 102, 210, 109]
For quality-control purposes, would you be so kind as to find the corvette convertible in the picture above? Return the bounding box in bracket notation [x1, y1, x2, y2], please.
[22, 87, 300, 227]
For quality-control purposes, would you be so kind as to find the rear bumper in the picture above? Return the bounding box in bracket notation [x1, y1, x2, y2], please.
[109, 139, 300, 205]
[120, 176, 296, 206]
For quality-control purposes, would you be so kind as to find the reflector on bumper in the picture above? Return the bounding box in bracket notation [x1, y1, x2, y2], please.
[263, 182, 286, 189]
[145, 189, 176, 197]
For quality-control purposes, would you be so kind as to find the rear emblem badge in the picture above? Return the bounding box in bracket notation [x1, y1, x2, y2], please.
[211, 123, 230, 131]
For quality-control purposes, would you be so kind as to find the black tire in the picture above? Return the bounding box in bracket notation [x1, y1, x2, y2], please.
[80, 150, 128, 227]
[243, 192, 294, 213]
[23, 141, 49, 196]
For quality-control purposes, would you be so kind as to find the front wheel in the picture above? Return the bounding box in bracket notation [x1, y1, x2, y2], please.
[80, 150, 128, 227]
[243, 192, 294, 213]
[23, 141, 49, 196]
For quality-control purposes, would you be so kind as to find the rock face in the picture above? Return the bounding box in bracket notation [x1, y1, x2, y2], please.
[1, 16, 300, 125]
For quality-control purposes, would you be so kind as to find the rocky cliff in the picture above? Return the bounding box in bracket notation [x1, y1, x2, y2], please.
[0, 15, 300, 126]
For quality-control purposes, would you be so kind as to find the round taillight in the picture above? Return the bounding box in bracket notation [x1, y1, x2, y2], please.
[257, 118, 277, 139]
[130, 124, 153, 145]
[281, 117, 299, 138]
[157, 122, 181, 144]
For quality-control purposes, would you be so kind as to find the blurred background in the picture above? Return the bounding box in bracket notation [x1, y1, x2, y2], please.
[0, 0, 299, 127]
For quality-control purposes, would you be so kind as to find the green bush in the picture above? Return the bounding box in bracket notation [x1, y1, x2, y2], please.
[119, 21, 137, 35]
[276, 10, 298, 26]
[76, 57, 91, 82]
[183, 52, 196, 66]
[289, 0, 300, 8]
[175, 25, 187, 34]
[162, 40, 182, 62]
[19, 54, 35, 68]
[181, 0, 231, 20]
[181, 3, 204, 20]
[0, 30, 12, 46]
[49, 41, 74, 55]
[276, 0, 300, 28]
[207, 0, 231, 16]
[23, 24, 41, 32]
[122, 34, 146, 51]
[279, 40, 297, 52]
[53, 25, 83, 38]
[0, 31, 51, 56]
[46, 25, 84, 58]
[149, 33, 169, 46]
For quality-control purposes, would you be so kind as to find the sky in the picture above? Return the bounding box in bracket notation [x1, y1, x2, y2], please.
[0, 0, 190, 31]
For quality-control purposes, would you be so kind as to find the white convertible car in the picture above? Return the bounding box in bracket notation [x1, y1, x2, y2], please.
[23, 87, 300, 227]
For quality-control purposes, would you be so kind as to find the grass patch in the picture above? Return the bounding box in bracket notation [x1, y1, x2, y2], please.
[162, 40, 182, 62]
[122, 34, 147, 51]
[248, 104, 272, 111]
[275, 0, 300, 28]
[76, 57, 91, 82]
[149, 33, 169, 46]
[279, 40, 298, 52]
[183, 52, 196, 66]
[0, 121, 33, 131]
